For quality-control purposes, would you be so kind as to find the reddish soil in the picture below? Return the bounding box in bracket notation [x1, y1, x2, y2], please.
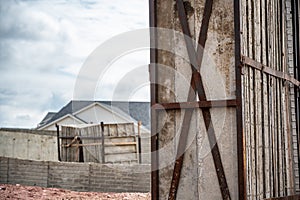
[0, 184, 151, 200]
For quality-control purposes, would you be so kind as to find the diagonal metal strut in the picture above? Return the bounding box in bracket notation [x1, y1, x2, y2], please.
[168, 0, 231, 199]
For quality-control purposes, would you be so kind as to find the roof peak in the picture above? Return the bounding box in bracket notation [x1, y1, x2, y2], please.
[37, 100, 150, 129]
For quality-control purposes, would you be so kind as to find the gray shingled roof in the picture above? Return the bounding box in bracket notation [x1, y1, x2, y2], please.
[38, 100, 150, 129]
[38, 112, 57, 127]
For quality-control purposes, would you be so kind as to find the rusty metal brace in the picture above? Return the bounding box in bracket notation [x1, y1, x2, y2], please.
[168, 0, 231, 199]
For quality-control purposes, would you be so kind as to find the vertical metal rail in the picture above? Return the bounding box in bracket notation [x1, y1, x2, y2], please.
[56, 124, 61, 161]
[234, 0, 246, 199]
[292, 0, 300, 192]
[149, 0, 159, 199]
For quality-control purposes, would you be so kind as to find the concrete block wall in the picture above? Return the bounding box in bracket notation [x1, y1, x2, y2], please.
[0, 157, 48, 187]
[0, 157, 150, 193]
[0, 157, 8, 183]
[48, 161, 90, 191]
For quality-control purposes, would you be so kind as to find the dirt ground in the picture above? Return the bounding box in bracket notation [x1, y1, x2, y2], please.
[0, 184, 151, 200]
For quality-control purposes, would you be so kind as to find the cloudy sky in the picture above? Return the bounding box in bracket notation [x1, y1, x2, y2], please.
[0, 0, 149, 128]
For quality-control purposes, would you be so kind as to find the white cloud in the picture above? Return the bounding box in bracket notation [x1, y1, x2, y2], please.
[0, 0, 149, 128]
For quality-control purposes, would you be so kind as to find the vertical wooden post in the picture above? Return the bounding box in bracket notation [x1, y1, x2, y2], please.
[55, 124, 61, 161]
[101, 122, 105, 163]
[78, 137, 84, 162]
[138, 121, 142, 164]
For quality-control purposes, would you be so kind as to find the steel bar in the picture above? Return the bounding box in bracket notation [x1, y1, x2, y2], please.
[234, 0, 246, 199]
[168, 0, 231, 199]
[152, 99, 237, 110]
[149, 0, 159, 198]
[242, 56, 300, 87]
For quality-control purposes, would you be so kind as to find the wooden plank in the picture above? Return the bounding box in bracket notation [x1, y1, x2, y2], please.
[61, 126, 66, 161]
[117, 124, 126, 136]
[248, 0, 254, 60]
[282, 83, 289, 195]
[269, 0, 275, 196]
[262, 0, 270, 190]
[279, 2, 290, 194]
[263, 72, 271, 198]
[105, 153, 138, 163]
[257, 68, 264, 199]
[241, 0, 248, 57]
[104, 151, 136, 155]
[279, 80, 286, 196]
[104, 145, 136, 154]
[269, 78, 273, 197]
[248, 1, 256, 199]
[109, 124, 118, 137]
[104, 142, 137, 146]
[284, 84, 294, 195]
[244, 68, 251, 198]
[105, 137, 136, 143]
[279, 1, 286, 195]
[261, 0, 269, 198]
[254, 0, 264, 198]
[250, 68, 256, 200]
[69, 127, 77, 162]
[274, 1, 280, 195]
[277, 79, 283, 196]
[244, 65, 251, 199]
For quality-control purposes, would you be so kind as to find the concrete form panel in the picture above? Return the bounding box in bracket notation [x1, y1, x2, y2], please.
[151, 0, 299, 199]
[240, 0, 300, 198]
[0, 130, 58, 161]
[153, 0, 237, 199]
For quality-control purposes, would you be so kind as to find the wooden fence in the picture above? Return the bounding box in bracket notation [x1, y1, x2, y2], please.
[59, 123, 139, 164]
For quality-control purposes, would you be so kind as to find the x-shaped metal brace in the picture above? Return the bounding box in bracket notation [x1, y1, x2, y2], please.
[167, 0, 232, 199]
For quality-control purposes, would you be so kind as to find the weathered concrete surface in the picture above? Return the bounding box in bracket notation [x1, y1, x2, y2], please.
[0, 128, 151, 164]
[154, 0, 237, 199]
[0, 129, 58, 161]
